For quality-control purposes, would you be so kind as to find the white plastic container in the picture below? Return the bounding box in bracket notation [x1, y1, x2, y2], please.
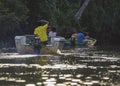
[51, 37, 65, 50]
[15, 35, 34, 54]
[15, 36, 26, 53]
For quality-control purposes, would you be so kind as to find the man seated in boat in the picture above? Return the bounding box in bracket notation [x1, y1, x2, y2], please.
[48, 27, 57, 43]
[77, 31, 96, 46]
[70, 32, 77, 48]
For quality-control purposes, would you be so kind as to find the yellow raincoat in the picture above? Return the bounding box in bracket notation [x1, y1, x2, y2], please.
[34, 24, 48, 42]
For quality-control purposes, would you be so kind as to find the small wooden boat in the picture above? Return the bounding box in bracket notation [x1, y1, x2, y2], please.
[15, 35, 65, 54]
[15, 35, 96, 55]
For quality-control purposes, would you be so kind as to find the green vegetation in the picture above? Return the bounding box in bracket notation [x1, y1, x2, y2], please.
[0, 0, 120, 47]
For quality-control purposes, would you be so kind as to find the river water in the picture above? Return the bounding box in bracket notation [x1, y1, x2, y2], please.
[0, 46, 120, 86]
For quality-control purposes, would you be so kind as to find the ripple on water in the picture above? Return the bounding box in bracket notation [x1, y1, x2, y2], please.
[25, 84, 36, 86]
[0, 46, 120, 86]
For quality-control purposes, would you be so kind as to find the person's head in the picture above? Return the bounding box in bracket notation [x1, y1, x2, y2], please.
[71, 33, 77, 38]
[51, 27, 56, 32]
[71, 31, 77, 38]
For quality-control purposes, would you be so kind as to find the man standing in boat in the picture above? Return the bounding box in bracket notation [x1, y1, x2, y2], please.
[34, 20, 49, 54]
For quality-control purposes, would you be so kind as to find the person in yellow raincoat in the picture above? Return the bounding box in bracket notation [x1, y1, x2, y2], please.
[33, 20, 49, 54]
[34, 20, 49, 45]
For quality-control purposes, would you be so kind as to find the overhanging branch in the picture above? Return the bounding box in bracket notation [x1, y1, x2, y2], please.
[75, 0, 90, 20]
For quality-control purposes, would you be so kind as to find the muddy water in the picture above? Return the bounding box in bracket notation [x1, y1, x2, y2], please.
[0, 46, 120, 86]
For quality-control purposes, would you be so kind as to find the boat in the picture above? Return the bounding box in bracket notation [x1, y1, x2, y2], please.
[15, 35, 65, 54]
[15, 35, 96, 55]
[64, 38, 97, 48]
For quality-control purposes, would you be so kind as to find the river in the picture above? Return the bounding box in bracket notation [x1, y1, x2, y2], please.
[0, 46, 120, 86]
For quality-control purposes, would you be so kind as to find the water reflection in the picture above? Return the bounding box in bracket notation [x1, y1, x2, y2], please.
[0, 46, 120, 86]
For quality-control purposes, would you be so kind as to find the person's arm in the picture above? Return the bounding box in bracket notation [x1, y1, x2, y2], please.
[40, 20, 49, 25]
[40, 20, 49, 29]
[43, 24, 48, 30]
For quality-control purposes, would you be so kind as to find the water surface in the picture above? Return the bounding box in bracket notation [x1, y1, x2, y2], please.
[0, 46, 120, 86]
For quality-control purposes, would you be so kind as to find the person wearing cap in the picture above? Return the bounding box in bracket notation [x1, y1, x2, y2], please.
[77, 32, 85, 43]
[34, 20, 49, 45]
[33, 20, 49, 54]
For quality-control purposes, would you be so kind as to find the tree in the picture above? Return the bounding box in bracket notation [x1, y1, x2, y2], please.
[0, 0, 29, 45]
[75, 0, 91, 20]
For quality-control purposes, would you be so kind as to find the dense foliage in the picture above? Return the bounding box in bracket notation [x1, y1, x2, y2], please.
[0, 0, 120, 47]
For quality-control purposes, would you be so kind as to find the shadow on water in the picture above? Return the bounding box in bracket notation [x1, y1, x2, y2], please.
[0, 46, 120, 86]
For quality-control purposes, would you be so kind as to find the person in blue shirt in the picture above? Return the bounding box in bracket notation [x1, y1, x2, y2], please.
[77, 31, 96, 46]
[76, 31, 90, 46]
[77, 32, 85, 42]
